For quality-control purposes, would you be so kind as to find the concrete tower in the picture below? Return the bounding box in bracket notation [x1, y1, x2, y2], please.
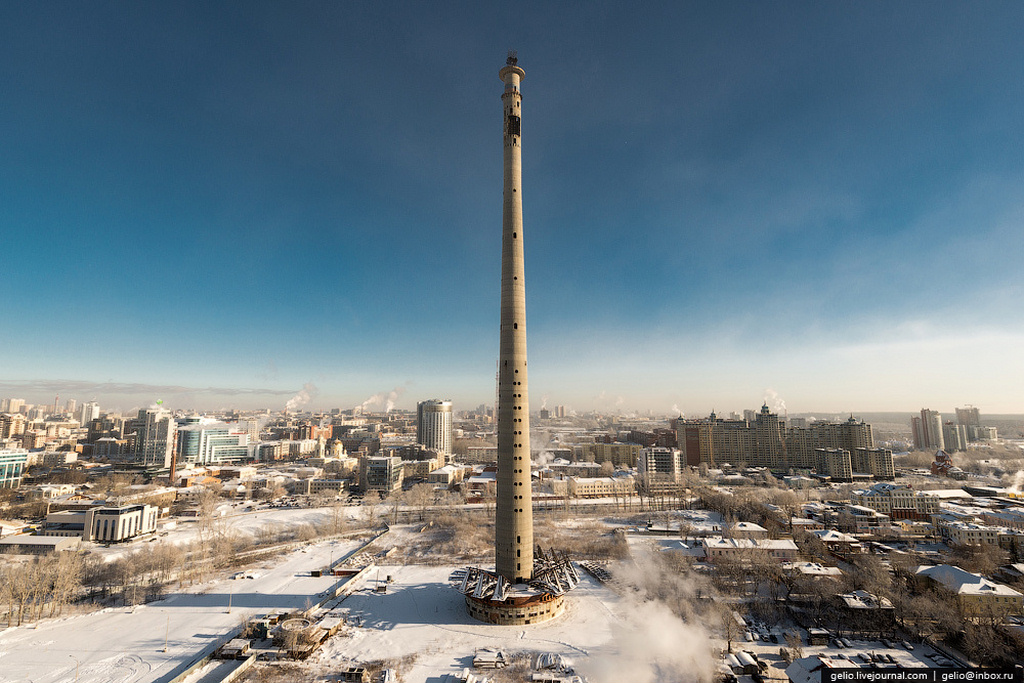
[495, 52, 533, 584]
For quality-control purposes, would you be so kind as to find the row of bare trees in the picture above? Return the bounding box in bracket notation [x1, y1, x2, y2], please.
[1, 551, 84, 626]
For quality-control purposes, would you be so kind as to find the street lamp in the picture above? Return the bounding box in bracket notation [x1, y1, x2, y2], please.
[69, 654, 80, 682]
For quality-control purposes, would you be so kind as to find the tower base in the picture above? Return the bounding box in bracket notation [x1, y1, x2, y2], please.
[465, 591, 565, 625]
[451, 549, 578, 626]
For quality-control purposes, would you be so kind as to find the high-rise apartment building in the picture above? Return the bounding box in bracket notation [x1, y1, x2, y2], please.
[815, 448, 853, 482]
[942, 422, 967, 453]
[0, 399, 25, 414]
[754, 405, 785, 469]
[79, 401, 101, 427]
[416, 399, 453, 456]
[677, 422, 715, 467]
[911, 409, 944, 451]
[956, 406, 981, 428]
[0, 413, 27, 440]
[238, 418, 262, 443]
[134, 408, 176, 468]
[852, 447, 895, 480]
[676, 410, 873, 471]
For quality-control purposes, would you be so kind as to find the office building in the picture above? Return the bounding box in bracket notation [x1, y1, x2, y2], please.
[0, 448, 29, 489]
[361, 455, 403, 495]
[638, 446, 682, 494]
[416, 399, 453, 456]
[134, 408, 176, 468]
[175, 420, 250, 465]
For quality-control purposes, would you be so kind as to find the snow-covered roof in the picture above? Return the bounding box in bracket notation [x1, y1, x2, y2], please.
[915, 564, 1023, 598]
[840, 590, 893, 609]
[812, 529, 858, 543]
[703, 537, 797, 551]
[785, 562, 843, 577]
[785, 656, 838, 683]
[853, 482, 911, 496]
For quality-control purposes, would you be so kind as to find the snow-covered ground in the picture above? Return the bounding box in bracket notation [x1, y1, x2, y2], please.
[0, 538, 359, 683]
[307, 561, 719, 683]
[315, 564, 622, 681]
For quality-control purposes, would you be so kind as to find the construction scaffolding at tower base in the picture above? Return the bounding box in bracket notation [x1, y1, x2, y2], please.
[451, 548, 579, 625]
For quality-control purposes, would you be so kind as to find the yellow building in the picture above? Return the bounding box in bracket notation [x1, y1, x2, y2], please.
[915, 564, 1023, 619]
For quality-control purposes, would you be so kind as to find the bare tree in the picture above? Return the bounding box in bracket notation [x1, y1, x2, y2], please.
[405, 483, 435, 522]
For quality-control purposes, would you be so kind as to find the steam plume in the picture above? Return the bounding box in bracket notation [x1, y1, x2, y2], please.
[763, 388, 786, 414]
[579, 557, 718, 683]
[358, 386, 406, 413]
[285, 382, 319, 411]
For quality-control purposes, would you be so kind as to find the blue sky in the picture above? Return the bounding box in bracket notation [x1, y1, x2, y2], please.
[2, 2, 1022, 415]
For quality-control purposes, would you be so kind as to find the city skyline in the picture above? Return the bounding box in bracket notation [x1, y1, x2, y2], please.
[3, 3, 1024, 414]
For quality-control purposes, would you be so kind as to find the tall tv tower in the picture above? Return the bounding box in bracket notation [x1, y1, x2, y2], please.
[451, 53, 578, 626]
[495, 51, 533, 584]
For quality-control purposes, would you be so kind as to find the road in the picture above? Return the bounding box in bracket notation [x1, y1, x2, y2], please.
[0, 538, 360, 683]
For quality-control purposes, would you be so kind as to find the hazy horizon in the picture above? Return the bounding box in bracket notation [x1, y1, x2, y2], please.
[2, 377, 1022, 422]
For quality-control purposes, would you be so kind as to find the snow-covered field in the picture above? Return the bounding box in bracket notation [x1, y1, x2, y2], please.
[0, 538, 358, 683]
[315, 564, 620, 681]
[300, 560, 719, 683]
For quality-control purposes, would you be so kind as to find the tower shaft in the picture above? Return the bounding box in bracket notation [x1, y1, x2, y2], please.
[495, 58, 532, 583]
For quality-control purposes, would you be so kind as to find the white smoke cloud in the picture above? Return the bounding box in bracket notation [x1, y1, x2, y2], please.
[532, 430, 553, 465]
[285, 382, 319, 412]
[1006, 470, 1024, 494]
[541, 394, 549, 410]
[579, 558, 718, 683]
[581, 601, 716, 683]
[671, 404, 683, 417]
[357, 386, 406, 413]
[763, 388, 786, 414]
